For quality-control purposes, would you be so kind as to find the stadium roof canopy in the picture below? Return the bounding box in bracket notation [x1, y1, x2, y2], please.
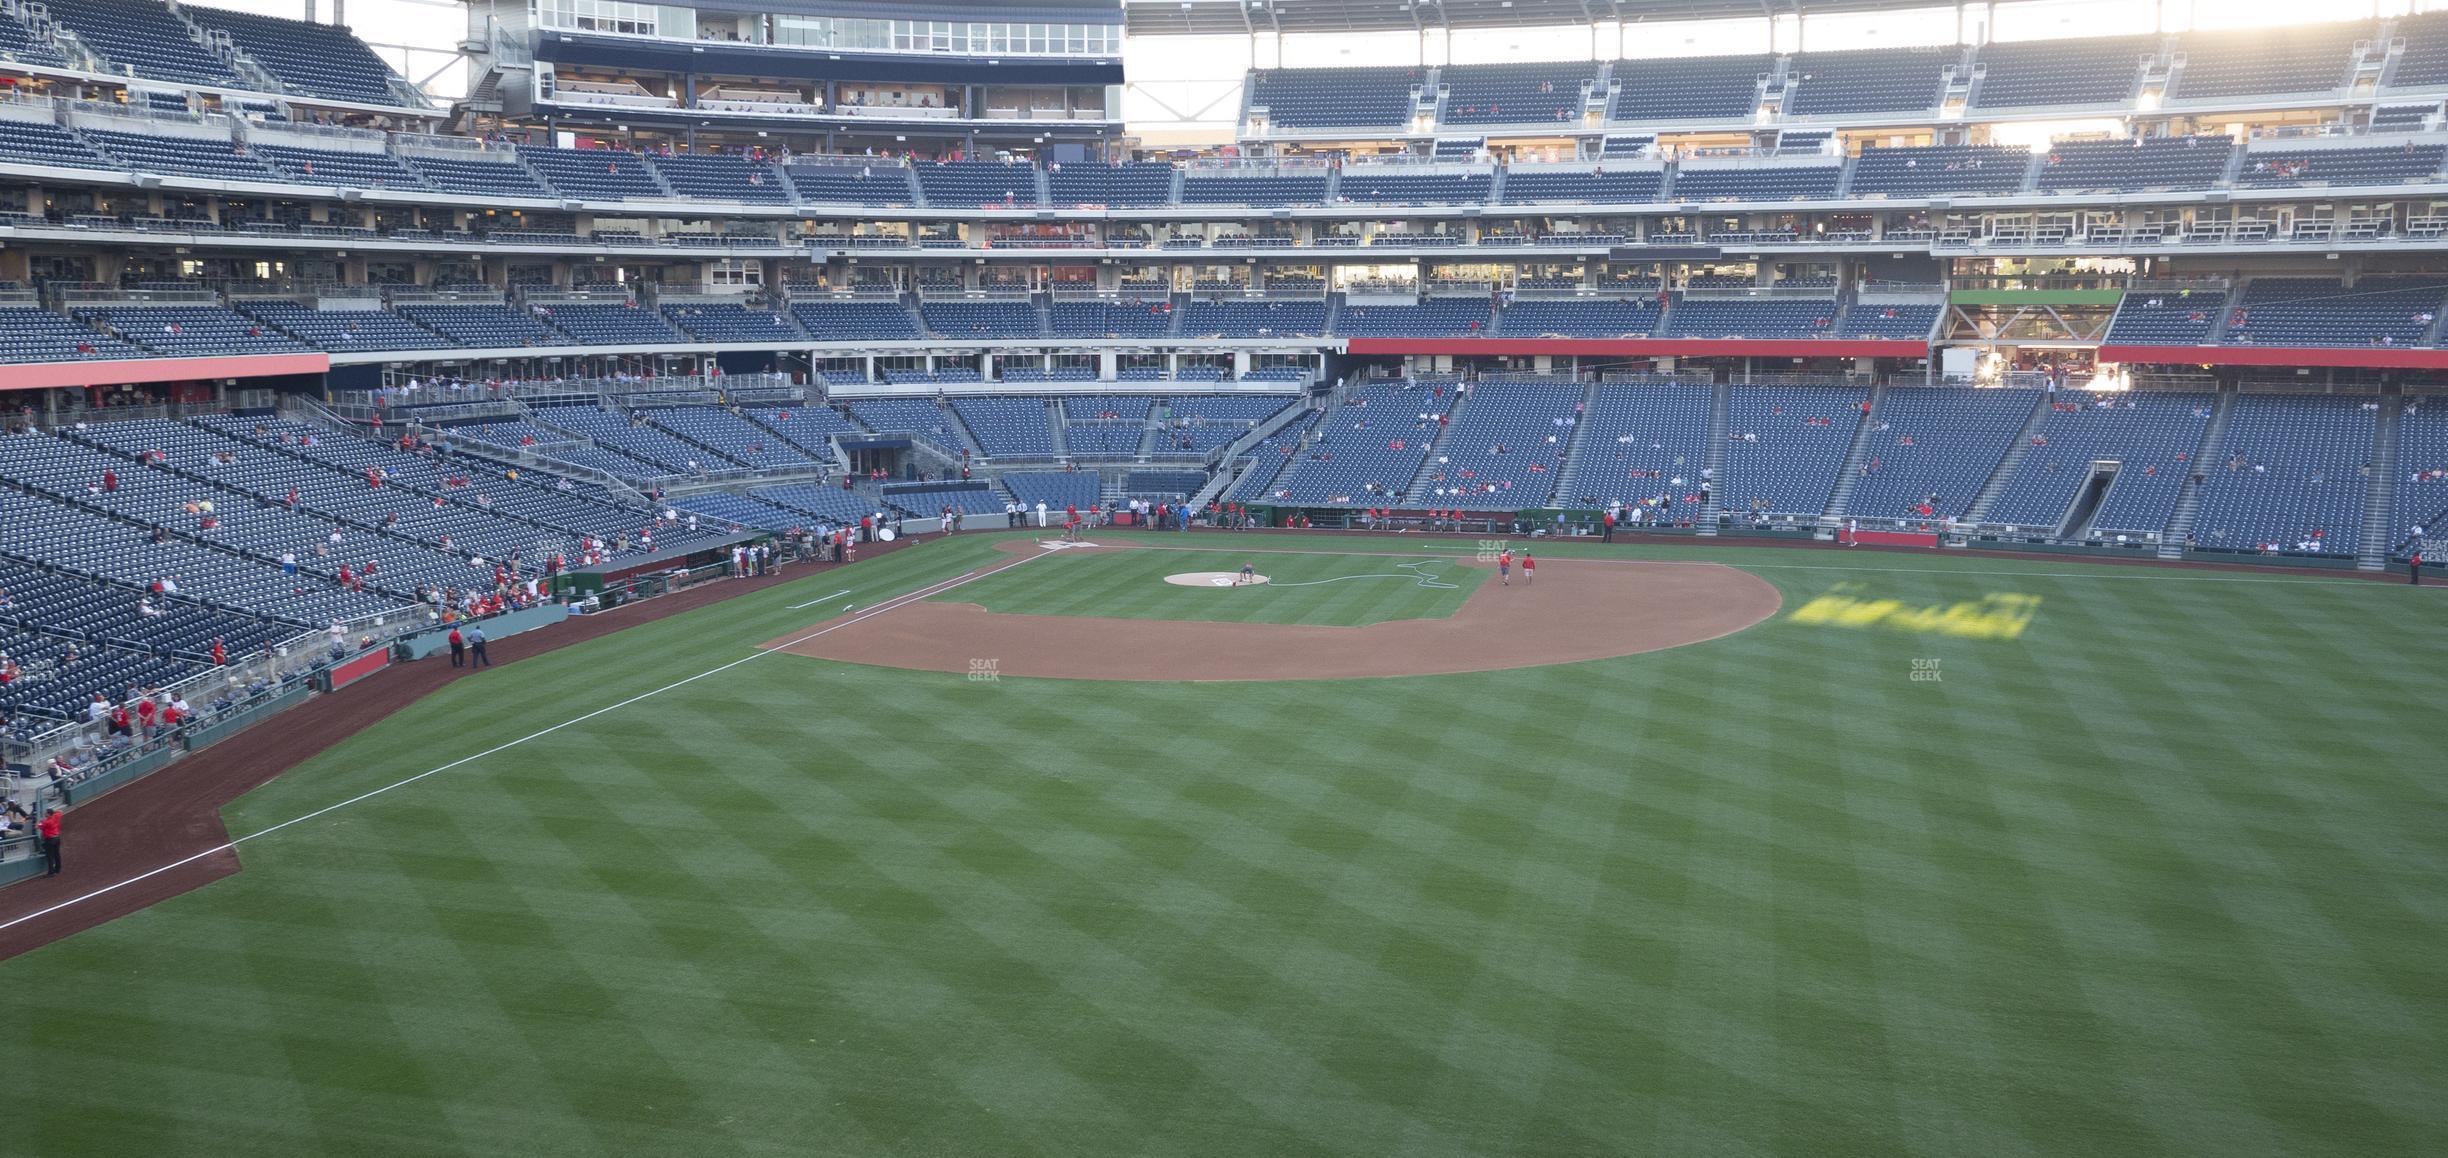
[1123, 0, 1931, 36]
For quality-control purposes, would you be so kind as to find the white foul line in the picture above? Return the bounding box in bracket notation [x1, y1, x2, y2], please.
[0, 549, 1042, 936]
[786, 588, 854, 609]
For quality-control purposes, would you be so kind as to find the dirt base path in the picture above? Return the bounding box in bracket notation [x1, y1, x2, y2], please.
[0, 537, 925, 962]
[773, 542, 1780, 681]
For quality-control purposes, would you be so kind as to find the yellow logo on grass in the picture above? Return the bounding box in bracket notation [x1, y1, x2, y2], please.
[1787, 584, 2041, 641]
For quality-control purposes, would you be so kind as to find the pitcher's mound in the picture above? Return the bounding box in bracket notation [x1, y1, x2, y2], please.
[1165, 571, 1271, 588]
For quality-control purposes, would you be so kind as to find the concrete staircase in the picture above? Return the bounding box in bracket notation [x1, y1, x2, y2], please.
[2158, 387, 2237, 558]
[1046, 398, 1070, 459]
[1698, 380, 1731, 534]
[1817, 384, 1886, 532]
[2359, 391, 2403, 570]
[1400, 388, 1473, 503]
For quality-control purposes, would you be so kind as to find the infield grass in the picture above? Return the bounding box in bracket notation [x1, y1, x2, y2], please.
[943, 544, 1486, 625]
[0, 531, 2440, 1158]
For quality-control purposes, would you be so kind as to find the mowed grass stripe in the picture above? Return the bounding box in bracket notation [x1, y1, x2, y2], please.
[0, 535, 2441, 1156]
[946, 546, 1484, 626]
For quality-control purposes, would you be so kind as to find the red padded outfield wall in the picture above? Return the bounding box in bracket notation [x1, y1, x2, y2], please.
[0, 353, 331, 391]
[2097, 345, 2448, 370]
[1342, 338, 1929, 359]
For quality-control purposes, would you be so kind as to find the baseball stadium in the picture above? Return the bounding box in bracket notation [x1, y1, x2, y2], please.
[0, 0, 2439, 1151]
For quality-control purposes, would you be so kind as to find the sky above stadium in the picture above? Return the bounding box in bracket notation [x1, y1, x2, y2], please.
[173, 0, 2448, 115]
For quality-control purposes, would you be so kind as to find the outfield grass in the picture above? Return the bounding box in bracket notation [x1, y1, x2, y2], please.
[945, 545, 1485, 625]
[1, 532, 2441, 1157]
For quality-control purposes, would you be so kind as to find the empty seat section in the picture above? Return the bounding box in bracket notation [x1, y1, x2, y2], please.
[1051, 299, 1174, 338]
[2104, 291, 2225, 344]
[1416, 382, 1584, 508]
[1986, 392, 2214, 533]
[520, 146, 666, 199]
[1499, 298, 1659, 337]
[1062, 397, 1153, 457]
[255, 144, 422, 188]
[1972, 35, 2153, 109]
[533, 406, 741, 473]
[1847, 387, 2040, 520]
[1440, 61, 1598, 126]
[395, 303, 574, 347]
[41, 0, 240, 85]
[784, 164, 917, 205]
[663, 303, 804, 342]
[844, 399, 969, 459]
[1785, 47, 1952, 116]
[1559, 383, 1713, 509]
[1335, 300, 1491, 337]
[1720, 386, 1864, 516]
[84, 130, 279, 181]
[2221, 277, 2448, 348]
[1612, 55, 1770, 122]
[653, 153, 790, 203]
[791, 298, 919, 340]
[2171, 21, 2368, 100]
[533, 303, 687, 345]
[1178, 174, 1327, 206]
[1664, 298, 1839, 339]
[82, 306, 314, 355]
[237, 301, 452, 350]
[950, 398, 1055, 456]
[404, 153, 553, 197]
[1002, 471, 1100, 512]
[1260, 382, 1455, 504]
[0, 119, 113, 169]
[1838, 303, 1940, 340]
[2191, 395, 2375, 554]
[2390, 12, 2448, 89]
[1336, 172, 1492, 205]
[913, 162, 1040, 207]
[1848, 144, 2031, 196]
[182, 6, 416, 105]
[1150, 395, 1291, 456]
[0, 11, 66, 67]
[1046, 162, 1175, 206]
[2035, 136, 2233, 192]
[1246, 66, 1422, 128]
[1500, 167, 1662, 203]
[920, 299, 1041, 338]
[645, 406, 819, 470]
[1180, 299, 1326, 337]
[2237, 145, 2447, 187]
[1670, 164, 1842, 200]
[0, 306, 141, 361]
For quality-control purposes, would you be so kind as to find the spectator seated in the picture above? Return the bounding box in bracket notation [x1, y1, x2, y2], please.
[2105, 290, 2225, 344]
[1062, 397, 1154, 456]
[1051, 298, 1174, 338]
[1180, 298, 1326, 337]
[1839, 303, 1940, 340]
[1555, 384, 1712, 510]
